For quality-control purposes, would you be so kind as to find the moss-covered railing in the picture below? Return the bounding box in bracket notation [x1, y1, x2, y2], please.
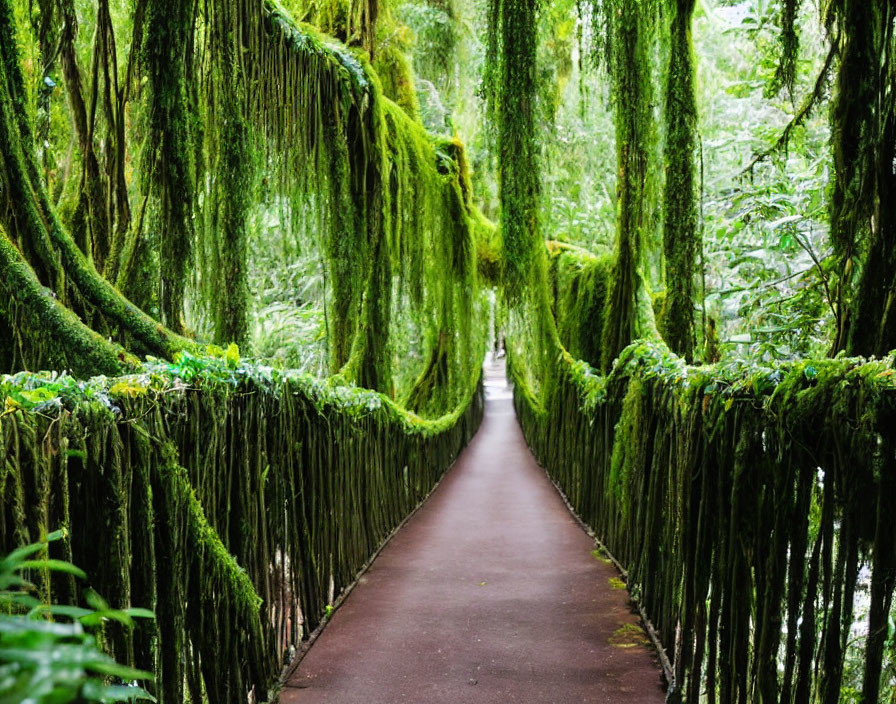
[511, 340, 896, 703]
[0, 352, 483, 702]
[545, 240, 659, 370]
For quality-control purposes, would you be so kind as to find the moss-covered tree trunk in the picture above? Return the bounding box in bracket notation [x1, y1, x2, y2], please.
[602, 0, 655, 372]
[494, 0, 540, 305]
[660, 0, 699, 361]
[211, 109, 252, 347]
[204, 0, 254, 348]
[0, 225, 130, 375]
[829, 0, 896, 358]
[142, 0, 196, 333]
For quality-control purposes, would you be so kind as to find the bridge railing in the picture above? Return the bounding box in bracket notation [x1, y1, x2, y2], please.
[0, 353, 483, 702]
[511, 340, 896, 704]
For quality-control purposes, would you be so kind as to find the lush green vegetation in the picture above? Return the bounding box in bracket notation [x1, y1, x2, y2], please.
[0, 529, 155, 702]
[2, 0, 896, 701]
[488, 0, 896, 702]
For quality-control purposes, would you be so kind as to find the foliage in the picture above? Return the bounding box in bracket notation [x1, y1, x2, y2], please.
[538, 0, 835, 363]
[697, 0, 835, 363]
[251, 303, 328, 374]
[0, 0, 490, 420]
[0, 529, 155, 703]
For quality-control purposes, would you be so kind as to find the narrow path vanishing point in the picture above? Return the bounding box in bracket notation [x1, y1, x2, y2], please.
[282, 361, 666, 703]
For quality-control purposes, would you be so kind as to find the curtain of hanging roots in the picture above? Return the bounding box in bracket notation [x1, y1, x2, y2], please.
[510, 339, 896, 704]
[0, 368, 484, 703]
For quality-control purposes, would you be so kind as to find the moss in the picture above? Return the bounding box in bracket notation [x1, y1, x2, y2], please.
[608, 375, 644, 515]
[592, 548, 612, 565]
[292, 0, 378, 53]
[334, 89, 482, 408]
[1, 0, 488, 411]
[660, 0, 699, 361]
[488, 0, 541, 305]
[771, 0, 801, 98]
[545, 241, 658, 372]
[547, 242, 613, 368]
[473, 208, 501, 286]
[609, 623, 650, 648]
[373, 39, 421, 121]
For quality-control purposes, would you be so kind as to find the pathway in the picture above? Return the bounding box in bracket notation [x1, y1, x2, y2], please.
[282, 360, 666, 703]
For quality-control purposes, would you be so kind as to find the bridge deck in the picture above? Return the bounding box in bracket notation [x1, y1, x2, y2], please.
[282, 361, 665, 703]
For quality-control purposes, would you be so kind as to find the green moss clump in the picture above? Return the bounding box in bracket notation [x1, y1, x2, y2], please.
[547, 241, 613, 368]
[373, 34, 421, 121]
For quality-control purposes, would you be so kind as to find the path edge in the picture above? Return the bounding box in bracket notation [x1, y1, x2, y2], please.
[277, 378, 486, 694]
[507, 391, 676, 696]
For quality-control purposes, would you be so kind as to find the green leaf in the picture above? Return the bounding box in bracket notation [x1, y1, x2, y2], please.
[1, 542, 49, 568]
[225, 343, 241, 369]
[43, 529, 68, 543]
[122, 608, 155, 620]
[86, 661, 154, 681]
[80, 682, 157, 702]
[17, 560, 87, 579]
[31, 604, 93, 620]
[83, 589, 109, 611]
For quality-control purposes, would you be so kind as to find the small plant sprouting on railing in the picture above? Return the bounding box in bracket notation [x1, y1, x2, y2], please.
[0, 529, 155, 703]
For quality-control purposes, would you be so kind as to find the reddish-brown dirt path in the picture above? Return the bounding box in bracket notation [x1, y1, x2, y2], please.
[281, 361, 666, 703]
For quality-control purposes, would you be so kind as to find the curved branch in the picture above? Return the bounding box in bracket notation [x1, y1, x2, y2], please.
[0, 0, 196, 364]
[0, 226, 133, 376]
[740, 44, 836, 177]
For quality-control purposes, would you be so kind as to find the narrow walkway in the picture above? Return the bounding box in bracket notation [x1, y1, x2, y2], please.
[282, 361, 665, 703]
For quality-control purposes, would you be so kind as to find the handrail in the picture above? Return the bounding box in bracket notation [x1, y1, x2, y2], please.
[511, 338, 896, 703]
[0, 356, 485, 701]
